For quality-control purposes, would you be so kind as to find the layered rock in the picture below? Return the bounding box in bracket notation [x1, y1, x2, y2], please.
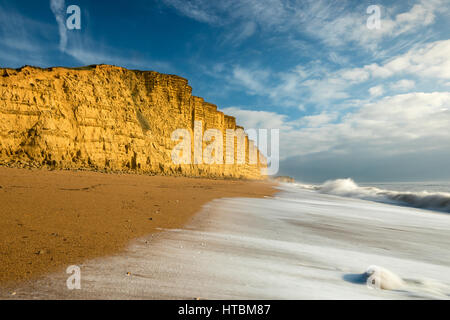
[0, 65, 266, 179]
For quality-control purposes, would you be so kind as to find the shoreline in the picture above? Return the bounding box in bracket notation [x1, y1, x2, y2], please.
[0, 166, 277, 288]
[4, 184, 450, 299]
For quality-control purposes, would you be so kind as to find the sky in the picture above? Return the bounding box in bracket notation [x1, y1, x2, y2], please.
[0, 0, 450, 182]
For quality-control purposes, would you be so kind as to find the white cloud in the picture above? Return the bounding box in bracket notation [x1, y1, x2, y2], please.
[391, 79, 415, 91]
[369, 85, 384, 97]
[366, 40, 450, 79]
[0, 5, 172, 71]
[50, 0, 67, 52]
[394, 2, 437, 34]
[162, 0, 288, 28]
[227, 21, 257, 45]
[225, 92, 450, 161]
[161, 0, 219, 23]
[328, 52, 349, 65]
[294, 0, 446, 51]
[64, 35, 173, 71]
[231, 66, 269, 94]
[339, 68, 370, 82]
[300, 112, 338, 128]
[221, 107, 291, 130]
[0, 5, 55, 66]
[162, 0, 447, 51]
[300, 92, 450, 159]
[266, 63, 358, 107]
[221, 37, 450, 111]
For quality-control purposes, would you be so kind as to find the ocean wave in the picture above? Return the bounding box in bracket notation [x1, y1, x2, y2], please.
[297, 178, 450, 213]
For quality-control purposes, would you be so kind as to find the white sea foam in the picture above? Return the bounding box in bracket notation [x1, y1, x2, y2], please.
[293, 178, 450, 213]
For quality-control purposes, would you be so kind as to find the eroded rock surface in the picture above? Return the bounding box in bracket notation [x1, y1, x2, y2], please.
[0, 65, 266, 179]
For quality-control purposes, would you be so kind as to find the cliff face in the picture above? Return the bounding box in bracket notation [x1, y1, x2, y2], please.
[0, 65, 266, 179]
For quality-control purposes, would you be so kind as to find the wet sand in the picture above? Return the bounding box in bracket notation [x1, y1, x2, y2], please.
[0, 167, 276, 287]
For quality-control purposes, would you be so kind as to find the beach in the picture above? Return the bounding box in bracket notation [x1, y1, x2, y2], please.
[0, 167, 276, 288]
[2, 181, 450, 299]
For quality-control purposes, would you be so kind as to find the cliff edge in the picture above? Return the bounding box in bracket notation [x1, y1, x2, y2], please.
[0, 65, 266, 179]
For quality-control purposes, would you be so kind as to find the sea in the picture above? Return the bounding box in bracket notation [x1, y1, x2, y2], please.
[295, 178, 450, 213]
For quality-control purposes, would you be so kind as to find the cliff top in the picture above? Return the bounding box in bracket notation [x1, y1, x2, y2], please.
[1, 64, 188, 82]
[1, 64, 232, 122]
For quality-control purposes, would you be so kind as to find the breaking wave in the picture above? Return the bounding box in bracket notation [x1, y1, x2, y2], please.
[295, 178, 450, 213]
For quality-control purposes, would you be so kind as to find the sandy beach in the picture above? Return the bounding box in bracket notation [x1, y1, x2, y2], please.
[2, 182, 450, 299]
[0, 167, 276, 288]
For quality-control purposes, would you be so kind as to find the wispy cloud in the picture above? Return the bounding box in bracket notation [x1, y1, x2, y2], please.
[299, 0, 444, 50]
[162, 0, 289, 28]
[162, 0, 448, 53]
[162, 0, 220, 24]
[216, 38, 450, 110]
[230, 66, 270, 95]
[0, 4, 55, 66]
[65, 38, 173, 72]
[0, 4, 172, 71]
[50, 0, 67, 52]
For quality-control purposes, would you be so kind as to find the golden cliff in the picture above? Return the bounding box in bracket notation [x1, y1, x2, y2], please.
[0, 65, 266, 179]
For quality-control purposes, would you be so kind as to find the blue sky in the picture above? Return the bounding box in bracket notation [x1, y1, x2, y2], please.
[1, 0, 450, 182]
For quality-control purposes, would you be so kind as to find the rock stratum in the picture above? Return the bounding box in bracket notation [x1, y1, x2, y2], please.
[0, 65, 266, 179]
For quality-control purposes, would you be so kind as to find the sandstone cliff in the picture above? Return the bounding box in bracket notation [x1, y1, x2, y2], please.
[0, 65, 266, 179]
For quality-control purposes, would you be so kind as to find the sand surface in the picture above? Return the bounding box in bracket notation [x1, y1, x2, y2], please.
[0, 167, 275, 287]
[2, 183, 449, 299]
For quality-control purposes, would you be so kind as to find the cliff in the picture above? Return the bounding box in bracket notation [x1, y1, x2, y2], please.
[0, 65, 266, 179]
